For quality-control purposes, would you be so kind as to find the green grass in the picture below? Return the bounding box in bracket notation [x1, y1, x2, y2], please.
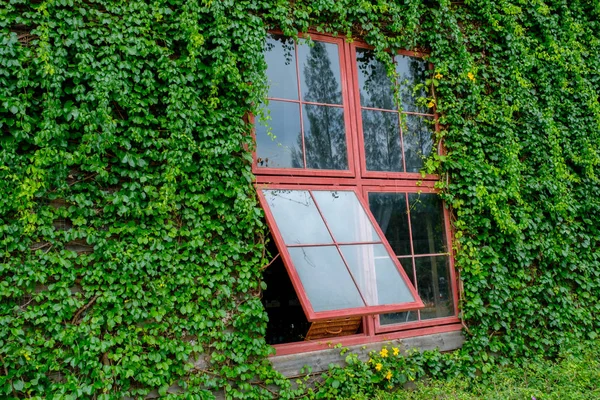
[376, 341, 600, 400]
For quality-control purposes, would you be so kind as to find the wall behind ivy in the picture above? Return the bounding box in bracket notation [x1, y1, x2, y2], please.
[1, 0, 599, 398]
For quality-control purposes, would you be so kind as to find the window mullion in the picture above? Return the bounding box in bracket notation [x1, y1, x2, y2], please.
[294, 41, 307, 168]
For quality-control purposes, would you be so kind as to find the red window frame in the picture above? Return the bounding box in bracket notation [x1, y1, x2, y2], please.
[349, 42, 440, 181]
[252, 33, 357, 178]
[254, 32, 461, 355]
[361, 185, 460, 334]
[256, 185, 424, 321]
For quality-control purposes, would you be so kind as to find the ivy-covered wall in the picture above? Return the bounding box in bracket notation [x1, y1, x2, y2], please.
[1, 0, 599, 398]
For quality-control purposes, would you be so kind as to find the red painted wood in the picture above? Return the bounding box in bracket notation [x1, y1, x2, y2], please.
[257, 184, 425, 321]
[254, 31, 461, 353]
[271, 323, 462, 356]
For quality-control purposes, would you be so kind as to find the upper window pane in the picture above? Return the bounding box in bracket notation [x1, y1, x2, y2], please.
[362, 109, 403, 172]
[289, 246, 365, 312]
[356, 48, 396, 110]
[298, 41, 343, 105]
[403, 115, 434, 172]
[312, 191, 380, 243]
[255, 101, 303, 169]
[395, 54, 429, 114]
[355, 48, 430, 114]
[262, 189, 333, 245]
[259, 36, 349, 172]
[303, 105, 347, 170]
[265, 34, 298, 100]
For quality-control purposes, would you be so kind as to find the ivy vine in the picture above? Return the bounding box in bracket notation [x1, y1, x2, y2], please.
[1, 0, 599, 398]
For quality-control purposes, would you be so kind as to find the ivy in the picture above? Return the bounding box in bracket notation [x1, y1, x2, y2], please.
[1, 0, 599, 398]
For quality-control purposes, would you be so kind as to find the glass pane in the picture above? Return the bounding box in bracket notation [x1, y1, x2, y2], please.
[395, 54, 428, 113]
[288, 246, 364, 312]
[264, 34, 298, 100]
[255, 101, 303, 169]
[403, 115, 434, 173]
[408, 193, 446, 254]
[340, 244, 415, 306]
[302, 105, 348, 170]
[312, 191, 380, 243]
[415, 256, 454, 320]
[362, 109, 403, 172]
[298, 40, 343, 105]
[397, 257, 415, 285]
[356, 48, 396, 110]
[368, 192, 411, 256]
[262, 190, 332, 245]
[380, 310, 418, 325]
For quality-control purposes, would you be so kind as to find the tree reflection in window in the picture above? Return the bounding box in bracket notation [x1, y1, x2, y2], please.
[291, 41, 347, 170]
[356, 48, 434, 173]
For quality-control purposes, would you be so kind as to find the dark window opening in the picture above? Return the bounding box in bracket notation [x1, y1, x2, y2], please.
[261, 234, 366, 344]
[262, 238, 311, 345]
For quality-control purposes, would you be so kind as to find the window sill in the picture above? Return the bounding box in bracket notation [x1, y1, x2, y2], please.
[270, 325, 464, 377]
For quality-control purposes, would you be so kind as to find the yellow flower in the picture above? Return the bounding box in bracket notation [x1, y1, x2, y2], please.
[427, 100, 435, 108]
[392, 347, 400, 356]
[434, 72, 443, 79]
[380, 348, 389, 358]
[375, 363, 383, 371]
[385, 370, 393, 380]
[467, 72, 475, 81]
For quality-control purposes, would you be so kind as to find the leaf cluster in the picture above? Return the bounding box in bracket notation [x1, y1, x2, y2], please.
[1, 0, 599, 398]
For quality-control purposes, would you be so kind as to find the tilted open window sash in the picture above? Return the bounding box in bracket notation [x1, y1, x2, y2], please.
[257, 186, 424, 321]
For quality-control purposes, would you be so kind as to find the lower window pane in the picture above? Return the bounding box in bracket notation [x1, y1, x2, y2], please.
[380, 310, 418, 325]
[340, 244, 414, 306]
[362, 109, 403, 172]
[380, 255, 454, 326]
[415, 255, 454, 320]
[303, 105, 348, 170]
[408, 192, 447, 255]
[403, 115, 434, 172]
[262, 189, 334, 245]
[288, 246, 364, 312]
[368, 192, 411, 256]
[256, 101, 303, 168]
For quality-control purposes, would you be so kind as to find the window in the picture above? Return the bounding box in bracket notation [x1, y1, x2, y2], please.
[254, 33, 459, 352]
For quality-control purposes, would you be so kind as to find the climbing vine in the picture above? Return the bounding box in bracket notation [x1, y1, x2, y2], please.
[1, 0, 599, 398]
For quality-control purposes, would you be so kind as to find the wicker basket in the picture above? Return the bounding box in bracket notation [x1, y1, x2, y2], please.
[304, 317, 362, 341]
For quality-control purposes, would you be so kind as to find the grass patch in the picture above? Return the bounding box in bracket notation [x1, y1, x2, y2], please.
[376, 340, 600, 399]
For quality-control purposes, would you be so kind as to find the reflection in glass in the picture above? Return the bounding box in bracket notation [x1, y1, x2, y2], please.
[362, 109, 403, 172]
[340, 244, 414, 306]
[403, 115, 434, 173]
[408, 193, 446, 254]
[356, 48, 396, 110]
[312, 191, 380, 243]
[256, 101, 303, 169]
[298, 41, 342, 105]
[398, 257, 415, 285]
[415, 256, 453, 319]
[301, 105, 348, 170]
[368, 192, 411, 256]
[380, 310, 418, 325]
[288, 246, 364, 312]
[262, 190, 332, 245]
[395, 54, 429, 113]
[265, 34, 298, 100]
